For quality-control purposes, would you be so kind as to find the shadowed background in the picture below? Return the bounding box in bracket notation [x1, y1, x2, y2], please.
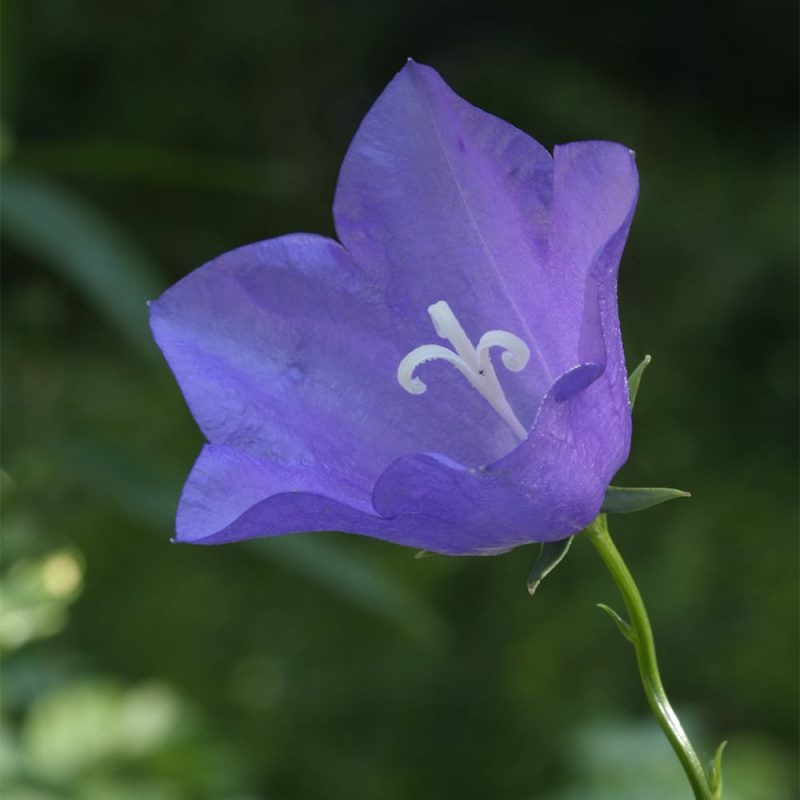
[1, 1, 797, 798]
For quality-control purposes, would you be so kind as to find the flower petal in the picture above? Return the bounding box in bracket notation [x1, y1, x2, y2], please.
[497, 139, 641, 522]
[549, 140, 639, 371]
[176, 442, 587, 552]
[150, 233, 521, 477]
[175, 368, 613, 553]
[334, 60, 557, 426]
[176, 444, 375, 542]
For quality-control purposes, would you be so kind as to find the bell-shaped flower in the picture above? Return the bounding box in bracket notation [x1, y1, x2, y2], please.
[150, 61, 639, 555]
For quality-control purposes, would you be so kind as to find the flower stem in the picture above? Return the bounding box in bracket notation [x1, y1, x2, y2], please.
[585, 514, 714, 799]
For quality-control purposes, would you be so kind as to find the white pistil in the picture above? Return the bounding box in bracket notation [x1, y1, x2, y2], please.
[397, 301, 530, 441]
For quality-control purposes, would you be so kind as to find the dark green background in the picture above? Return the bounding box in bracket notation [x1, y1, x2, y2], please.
[2, 1, 797, 797]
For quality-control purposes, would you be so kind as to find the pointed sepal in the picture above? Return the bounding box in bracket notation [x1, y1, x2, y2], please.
[596, 603, 635, 643]
[527, 536, 573, 595]
[628, 354, 651, 409]
[601, 485, 691, 515]
[708, 739, 727, 800]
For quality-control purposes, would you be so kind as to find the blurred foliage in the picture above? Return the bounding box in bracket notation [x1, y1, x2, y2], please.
[1, 0, 796, 798]
[0, 546, 83, 651]
[1, 166, 161, 358]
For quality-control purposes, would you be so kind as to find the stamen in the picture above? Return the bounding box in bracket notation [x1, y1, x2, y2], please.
[397, 301, 531, 441]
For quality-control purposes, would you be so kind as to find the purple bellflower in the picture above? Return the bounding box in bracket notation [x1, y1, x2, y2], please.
[150, 61, 639, 555]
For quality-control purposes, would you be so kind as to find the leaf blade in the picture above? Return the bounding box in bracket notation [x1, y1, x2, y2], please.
[601, 485, 691, 515]
[628, 354, 652, 410]
[527, 537, 573, 595]
[596, 603, 635, 643]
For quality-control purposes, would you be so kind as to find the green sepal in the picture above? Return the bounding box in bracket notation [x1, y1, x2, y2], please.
[628, 354, 652, 409]
[527, 536, 573, 596]
[601, 485, 691, 514]
[596, 603, 635, 643]
[414, 550, 434, 560]
[708, 740, 727, 799]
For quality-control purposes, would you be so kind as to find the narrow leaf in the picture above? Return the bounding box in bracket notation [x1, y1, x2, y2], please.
[628, 354, 652, 409]
[1, 166, 162, 359]
[596, 603, 635, 643]
[527, 537, 573, 596]
[709, 739, 727, 799]
[602, 485, 691, 514]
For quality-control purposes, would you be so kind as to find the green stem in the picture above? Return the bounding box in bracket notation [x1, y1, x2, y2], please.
[585, 514, 714, 799]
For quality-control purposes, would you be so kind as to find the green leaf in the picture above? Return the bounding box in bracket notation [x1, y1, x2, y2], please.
[709, 739, 727, 799]
[628, 354, 652, 409]
[601, 485, 691, 514]
[527, 536, 573, 596]
[596, 603, 635, 643]
[1, 166, 162, 359]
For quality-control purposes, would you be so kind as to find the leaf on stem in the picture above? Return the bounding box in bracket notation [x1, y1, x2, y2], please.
[596, 603, 635, 643]
[709, 739, 727, 800]
[527, 536, 573, 596]
[601, 486, 691, 514]
[628, 354, 652, 409]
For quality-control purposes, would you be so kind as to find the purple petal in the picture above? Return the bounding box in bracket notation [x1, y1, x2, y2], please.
[334, 60, 557, 427]
[334, 64, 638, 431]
[175, 437, 587, 553]
[176, 444, 374, 542]
[550, 140, 639, 371]
[150, 233, 521, 481]
[489, 142, 641, 526]
[176, 367, 613, 554]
